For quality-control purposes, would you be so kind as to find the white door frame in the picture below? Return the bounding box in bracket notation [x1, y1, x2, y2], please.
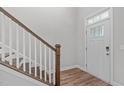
[84, 7, 114, 85]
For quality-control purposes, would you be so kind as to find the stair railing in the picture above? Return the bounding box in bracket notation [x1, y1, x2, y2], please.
[0, 7, 61, 86]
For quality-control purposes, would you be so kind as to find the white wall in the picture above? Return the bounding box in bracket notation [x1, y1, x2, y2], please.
[3, 7, 78, 70]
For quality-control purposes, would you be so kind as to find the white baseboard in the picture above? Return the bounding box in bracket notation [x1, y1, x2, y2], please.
[77, 65, 86, 71]
[61, 65, 80, 71]
[61, 65, 86, 71]
[111, 80, 123, 86]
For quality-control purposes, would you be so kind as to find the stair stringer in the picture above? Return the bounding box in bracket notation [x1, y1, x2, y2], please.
[0, 63, 47, 86]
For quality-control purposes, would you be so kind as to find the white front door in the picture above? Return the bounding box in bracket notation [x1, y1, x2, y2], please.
[86, 19, 111, 83]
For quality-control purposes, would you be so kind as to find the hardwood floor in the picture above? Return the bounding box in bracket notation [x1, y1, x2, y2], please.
[60, 68, 111, 86]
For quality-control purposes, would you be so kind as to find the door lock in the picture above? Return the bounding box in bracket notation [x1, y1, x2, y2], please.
[106, 46, 110, 55]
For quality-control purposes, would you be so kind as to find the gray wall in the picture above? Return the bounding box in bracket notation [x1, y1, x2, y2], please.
[113, 8, 124, 85]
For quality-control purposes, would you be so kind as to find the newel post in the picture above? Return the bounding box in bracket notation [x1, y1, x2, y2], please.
[55, 44, 61, 86]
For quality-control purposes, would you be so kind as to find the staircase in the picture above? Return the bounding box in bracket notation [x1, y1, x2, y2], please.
[0, 8, 61, 86]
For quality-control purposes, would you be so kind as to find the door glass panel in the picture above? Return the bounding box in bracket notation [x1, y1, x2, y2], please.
[90, 25, 104, 38]
[95, 27, 99, 37]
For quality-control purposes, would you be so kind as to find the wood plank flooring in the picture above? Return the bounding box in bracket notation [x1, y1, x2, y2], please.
[60, 68, 111, 86]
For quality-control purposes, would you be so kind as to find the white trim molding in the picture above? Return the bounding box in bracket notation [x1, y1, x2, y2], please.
[61, 65, 86, 72]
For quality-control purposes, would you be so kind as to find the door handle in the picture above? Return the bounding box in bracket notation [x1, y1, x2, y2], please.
[106, 46, 110, 55]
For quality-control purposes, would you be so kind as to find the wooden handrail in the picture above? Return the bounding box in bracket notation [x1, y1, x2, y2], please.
[0, 7, 56, 51]
[0, 7, 61, 86]
[55, 44, 61, 86]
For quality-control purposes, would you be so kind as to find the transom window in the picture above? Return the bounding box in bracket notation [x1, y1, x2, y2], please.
[87, 10, 109, 25]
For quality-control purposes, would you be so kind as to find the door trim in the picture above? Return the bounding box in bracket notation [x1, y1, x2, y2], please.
[84, 7, 114, 84]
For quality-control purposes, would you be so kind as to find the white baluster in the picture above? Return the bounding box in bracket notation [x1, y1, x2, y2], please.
[8, 19, 12, 65]
[34, 38, 37, 77]
[23, 30, 26, 71]
[53, 51, 55, 85]
[48, 48, 51, 83]
[40, 42, 42, 79]
[44, 45, 47, 81]
[29, 33, 31, 74]
[16, 25, 19, 68]
[1, 13, 5, 62]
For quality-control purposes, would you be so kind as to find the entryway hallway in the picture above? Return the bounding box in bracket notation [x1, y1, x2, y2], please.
[61, 68, 111, 86]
